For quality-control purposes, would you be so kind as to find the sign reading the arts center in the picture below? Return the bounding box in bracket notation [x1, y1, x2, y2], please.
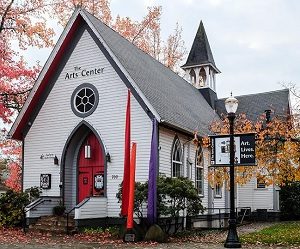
[65, 66, 104, 80]
[210, 133, 256, 167]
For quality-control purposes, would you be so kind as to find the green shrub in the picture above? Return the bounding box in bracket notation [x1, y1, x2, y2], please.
[82, 227, 104, 234]
[53, 205, 66, 216]
[82, 226, 119, 238]
[116, 176, 204, 234]
[157, 176, 204, 233]
[280, 182, 300, 220]
[0, 187, 41, 227]
[116, 181, 148, 219]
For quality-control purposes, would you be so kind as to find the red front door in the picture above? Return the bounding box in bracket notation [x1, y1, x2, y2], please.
[78, 132, 104, 203]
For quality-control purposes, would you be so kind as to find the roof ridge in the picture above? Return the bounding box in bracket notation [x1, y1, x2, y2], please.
[82, 9, 186, 80]
[218, 88, 289, 100]
[82, 9, 215, 105]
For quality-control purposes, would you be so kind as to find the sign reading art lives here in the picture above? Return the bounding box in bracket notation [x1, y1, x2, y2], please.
[210, 133, 256, 166]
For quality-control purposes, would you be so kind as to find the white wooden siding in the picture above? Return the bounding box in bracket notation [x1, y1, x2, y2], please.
[75, 197, 107, 219]
[25, 197, 61, 218]
[237, 179, 274, 211]
[24, 28, 152, 218]
[159, 127, 188, 177]
[158, 127, 213, 212]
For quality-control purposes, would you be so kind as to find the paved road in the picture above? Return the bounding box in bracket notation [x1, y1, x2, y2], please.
[0, 242, 298, 249]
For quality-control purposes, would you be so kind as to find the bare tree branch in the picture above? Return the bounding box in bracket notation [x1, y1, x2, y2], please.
[0, 0, 15, 34]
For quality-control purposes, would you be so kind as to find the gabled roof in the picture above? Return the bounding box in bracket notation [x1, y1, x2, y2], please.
[9, 9, 219, 139]
[215, 89, 290, 122]
[82, 10, 219, 136]
[182, 21, 220, 72]
[9, 9, 84, 140]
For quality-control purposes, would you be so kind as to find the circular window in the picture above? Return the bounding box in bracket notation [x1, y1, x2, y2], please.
[71, 83, 99, 117]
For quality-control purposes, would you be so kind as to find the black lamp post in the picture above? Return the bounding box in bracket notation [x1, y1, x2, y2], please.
[224, 94, 241, 248]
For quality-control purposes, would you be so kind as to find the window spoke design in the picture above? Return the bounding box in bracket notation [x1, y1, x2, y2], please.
[71, 83, 99, 118]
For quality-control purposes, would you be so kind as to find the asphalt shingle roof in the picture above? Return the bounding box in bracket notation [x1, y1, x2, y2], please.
[215, 89, 290, 122]
[182, 21, 217, 69]
[84, 11, 219, 136]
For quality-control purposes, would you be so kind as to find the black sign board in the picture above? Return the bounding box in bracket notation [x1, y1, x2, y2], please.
[210, 133, 256, 167]
[40, 174, 51, 189]
[240, 134, 255, 164]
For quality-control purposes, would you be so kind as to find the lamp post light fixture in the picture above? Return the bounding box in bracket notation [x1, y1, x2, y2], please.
[224, 94, 241, 248]
[54, 155, 59, 165]
[106, 152, 111, 162]
[84, 144, 91, 159]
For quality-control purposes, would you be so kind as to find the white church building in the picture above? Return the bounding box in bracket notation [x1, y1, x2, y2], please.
[9, 8, 290, 228]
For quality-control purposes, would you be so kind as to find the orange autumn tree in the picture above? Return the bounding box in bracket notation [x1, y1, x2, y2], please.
[0, 0, 56, 191]
[198, 113, 300, 188]
[0, 0, 54, 121]
[0, 130, 22, 191]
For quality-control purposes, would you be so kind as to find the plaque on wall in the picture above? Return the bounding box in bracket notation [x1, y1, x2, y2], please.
[40, 174, 51, 189]
[94, 174, 104, 190]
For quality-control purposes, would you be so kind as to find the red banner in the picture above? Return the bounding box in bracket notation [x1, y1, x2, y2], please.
[127, 142, 136, 229]
[121, 89, 131, 217]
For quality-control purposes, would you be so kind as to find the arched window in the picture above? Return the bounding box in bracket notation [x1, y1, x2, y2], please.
[195, 146, 204, 195]
[172, 137, 182, 177]
[189, 69, 196, 85]
[199, 67, 206, 87]
[214, 183, 222, 197]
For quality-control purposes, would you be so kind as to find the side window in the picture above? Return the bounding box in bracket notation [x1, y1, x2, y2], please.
[195, 146, 204, 195]
[172, 137, 182, 177]
[257, 176, 266, 189]
[214, 183, 222, 198]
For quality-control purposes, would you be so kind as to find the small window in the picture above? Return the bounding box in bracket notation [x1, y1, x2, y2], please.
[257, 176, 266, 189]
[195, 146, 204, 195]
[199, 67, 206, 87]
[71, 83, 99, 118]
[214, 183, 222, 198]
[189, 69, 196, 85]
[172, 137, 182, 177]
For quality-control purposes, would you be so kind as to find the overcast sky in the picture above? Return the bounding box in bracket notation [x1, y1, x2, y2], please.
[25, 0, 300, 99]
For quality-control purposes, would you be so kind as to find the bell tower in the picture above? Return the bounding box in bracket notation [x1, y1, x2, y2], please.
[181, 21, 220, 92]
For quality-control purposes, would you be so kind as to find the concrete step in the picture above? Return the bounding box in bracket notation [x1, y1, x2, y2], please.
[29, 215, 75, 234]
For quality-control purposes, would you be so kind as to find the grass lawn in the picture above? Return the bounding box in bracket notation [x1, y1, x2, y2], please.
[240, 221, 300, 245]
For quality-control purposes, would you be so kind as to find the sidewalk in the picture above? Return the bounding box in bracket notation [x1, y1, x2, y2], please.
[0, 242, 297, 249]
[0, 222, 297, 249]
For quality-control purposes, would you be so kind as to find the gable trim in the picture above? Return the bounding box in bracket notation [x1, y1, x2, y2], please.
[80, 10, 161, 122]
[9, 8, 162, 140]
[181, 62, 221, 73]
[85, 26, 155, 120]
[9, 9, 83, 140]
[22, 20, 86, 139]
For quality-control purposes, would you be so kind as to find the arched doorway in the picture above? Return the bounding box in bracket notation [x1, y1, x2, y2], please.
[77, 132, 104, 203]
[61, 122, 106, 211]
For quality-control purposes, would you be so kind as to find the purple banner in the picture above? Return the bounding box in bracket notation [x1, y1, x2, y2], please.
[147, 118, 158, 225]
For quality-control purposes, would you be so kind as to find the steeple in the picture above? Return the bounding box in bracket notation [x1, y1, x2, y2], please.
[182, 21, 220, 92]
